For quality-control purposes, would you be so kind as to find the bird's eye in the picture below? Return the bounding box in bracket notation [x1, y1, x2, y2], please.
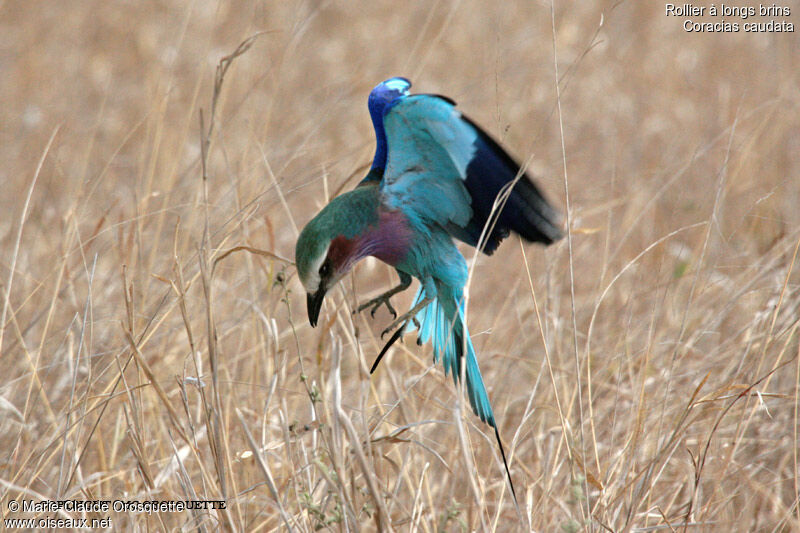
[319, 261, 331, 277]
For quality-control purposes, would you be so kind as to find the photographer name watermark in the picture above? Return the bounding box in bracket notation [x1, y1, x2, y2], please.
[4, 498, 226, 529]
[666, 3, 794, 32]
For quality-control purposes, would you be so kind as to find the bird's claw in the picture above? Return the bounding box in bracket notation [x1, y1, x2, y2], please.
[380, 313, 422, 340]
[412, 318, 422, 345]
[380, 324, 395, 340]
[380, 319, 403, 339]
[355, 294, 398, 320]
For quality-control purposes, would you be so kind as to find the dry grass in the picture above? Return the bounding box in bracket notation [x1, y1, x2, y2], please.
[1, 1, 799, 531]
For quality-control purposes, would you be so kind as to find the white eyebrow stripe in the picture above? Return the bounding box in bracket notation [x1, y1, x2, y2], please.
[304, 241, 330, 293]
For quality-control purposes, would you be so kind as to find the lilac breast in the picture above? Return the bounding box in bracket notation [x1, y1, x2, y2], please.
[359, 208, 413, 266]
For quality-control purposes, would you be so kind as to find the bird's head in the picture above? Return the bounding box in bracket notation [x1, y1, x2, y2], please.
[296, 223, 338, 328]
[295, 196, 370, 328]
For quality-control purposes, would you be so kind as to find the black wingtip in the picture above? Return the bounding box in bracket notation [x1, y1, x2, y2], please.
[494, 424, 518, 505]
[457, 113, 564, 250]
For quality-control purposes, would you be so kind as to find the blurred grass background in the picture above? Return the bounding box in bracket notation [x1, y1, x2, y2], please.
[1, 0, 799, 530]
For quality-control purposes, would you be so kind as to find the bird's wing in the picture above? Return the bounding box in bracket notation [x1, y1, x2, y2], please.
[379, 94, 475, 232]
[380, 94, 562, 254]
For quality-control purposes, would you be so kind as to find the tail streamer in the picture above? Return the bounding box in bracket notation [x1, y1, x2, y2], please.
[373, 285, 517, 502]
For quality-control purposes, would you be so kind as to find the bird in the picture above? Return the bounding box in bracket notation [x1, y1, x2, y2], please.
[295, 77, 562, 500]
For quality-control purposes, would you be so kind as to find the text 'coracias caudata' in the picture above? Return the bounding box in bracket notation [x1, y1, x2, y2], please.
[295, 77, 562, 500]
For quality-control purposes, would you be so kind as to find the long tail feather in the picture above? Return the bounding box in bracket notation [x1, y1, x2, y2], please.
[403, 284, 517, 502]
[409, 285, 495, 424]
[494, 425, 517, 502]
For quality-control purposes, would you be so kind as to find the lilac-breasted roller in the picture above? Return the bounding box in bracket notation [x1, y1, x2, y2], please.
[295, 78, 562, 498]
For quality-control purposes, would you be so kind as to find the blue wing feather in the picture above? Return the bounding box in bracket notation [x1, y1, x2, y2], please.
[459, 114, 563, 250]
[380, 96, 475, 229]
[379, 92, 562, 252]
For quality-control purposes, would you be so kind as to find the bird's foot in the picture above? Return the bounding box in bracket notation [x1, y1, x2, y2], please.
[354, 273, 412, 320]
[380, 298, 431, 339]
[354, 291, 399, 319]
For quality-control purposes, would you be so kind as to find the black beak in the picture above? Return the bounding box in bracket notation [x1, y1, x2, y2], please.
[307, 289, 326, 327]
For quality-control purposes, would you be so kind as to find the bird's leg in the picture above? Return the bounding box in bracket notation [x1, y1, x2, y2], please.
[372, 277, 435, 373]
[380, 297, 432, 339]
[354, 271, 412, 319]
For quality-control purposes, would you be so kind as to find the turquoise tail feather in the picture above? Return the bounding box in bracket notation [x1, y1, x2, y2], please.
[408, 284, 496, 427]
[404, 283, 517, 502]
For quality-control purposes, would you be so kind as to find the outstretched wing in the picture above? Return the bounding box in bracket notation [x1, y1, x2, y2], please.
[380, 93, 562, 253]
